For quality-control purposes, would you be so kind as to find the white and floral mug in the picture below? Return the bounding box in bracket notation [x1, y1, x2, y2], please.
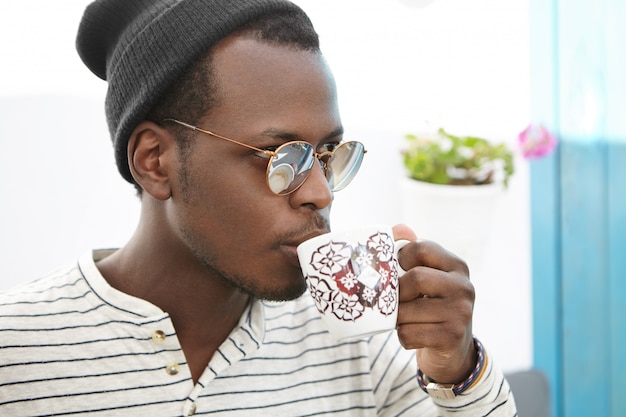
[297, 225, 408, 341]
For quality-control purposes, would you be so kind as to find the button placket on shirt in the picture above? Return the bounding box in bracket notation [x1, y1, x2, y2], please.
[150, 328, 184, 378]
[149, 325, 199, 416]
[152, 329, 166, 343]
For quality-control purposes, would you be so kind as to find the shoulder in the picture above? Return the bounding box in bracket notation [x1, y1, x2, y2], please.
[0, 262, 93, 353]
[0, 262, 86, 309]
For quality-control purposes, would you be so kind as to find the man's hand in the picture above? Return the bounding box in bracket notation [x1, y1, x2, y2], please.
[392, 224, 476, 384]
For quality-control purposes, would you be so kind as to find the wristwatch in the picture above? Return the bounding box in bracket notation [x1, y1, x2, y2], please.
[417, 337, 486, 400]
[422, 376, 458, 399]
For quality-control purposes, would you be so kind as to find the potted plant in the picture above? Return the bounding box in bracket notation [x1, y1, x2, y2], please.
[399, 128, 515, 270]
[402, 128, 515, 187]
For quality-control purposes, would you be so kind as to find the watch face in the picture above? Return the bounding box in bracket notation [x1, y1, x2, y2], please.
[426, 383, 457, 400]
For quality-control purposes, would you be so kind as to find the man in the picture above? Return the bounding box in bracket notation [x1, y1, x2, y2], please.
[0, 0, 516, 415]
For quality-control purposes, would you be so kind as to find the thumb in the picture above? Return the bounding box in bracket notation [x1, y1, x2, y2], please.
[392, 223, 417, 242]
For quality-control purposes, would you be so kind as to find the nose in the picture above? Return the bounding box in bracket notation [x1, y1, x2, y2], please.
[288, 159, 333, 209]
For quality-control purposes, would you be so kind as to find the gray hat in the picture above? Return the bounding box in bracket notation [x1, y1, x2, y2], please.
[76, 0, 312, 183]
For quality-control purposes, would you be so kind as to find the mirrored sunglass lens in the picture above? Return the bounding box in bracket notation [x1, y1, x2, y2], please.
[327, 141, 365, 192]
[267, 142, 315, 195]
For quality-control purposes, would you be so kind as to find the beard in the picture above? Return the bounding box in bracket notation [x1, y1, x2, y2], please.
[175, 160, 313, 301]
[198, 255, 308, 302]
[178, 224, 308, 301]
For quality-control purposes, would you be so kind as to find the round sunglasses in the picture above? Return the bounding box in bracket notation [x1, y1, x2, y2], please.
[162, 119, 366, 195]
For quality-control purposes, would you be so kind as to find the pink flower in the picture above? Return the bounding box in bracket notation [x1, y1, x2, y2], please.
[518, 124, 558, 159]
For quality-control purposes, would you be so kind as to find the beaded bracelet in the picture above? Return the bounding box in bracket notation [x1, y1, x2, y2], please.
[416, 337, 486, 399]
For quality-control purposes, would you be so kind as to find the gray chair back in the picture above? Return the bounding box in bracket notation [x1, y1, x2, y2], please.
[505, 369, 552, 417]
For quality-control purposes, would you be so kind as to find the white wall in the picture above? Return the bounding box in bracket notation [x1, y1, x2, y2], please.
[0, 0, 532, 372]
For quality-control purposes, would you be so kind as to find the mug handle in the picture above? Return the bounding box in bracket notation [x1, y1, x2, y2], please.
[394, 239, 411, 275]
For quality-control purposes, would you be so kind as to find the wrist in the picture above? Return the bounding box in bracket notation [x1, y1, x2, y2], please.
[417, 337, 487, 399]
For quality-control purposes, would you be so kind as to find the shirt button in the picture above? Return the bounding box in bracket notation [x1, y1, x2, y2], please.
[187, 403, 197, 416]
[152, 330, 166, 343]
[166, 362, 180, 375]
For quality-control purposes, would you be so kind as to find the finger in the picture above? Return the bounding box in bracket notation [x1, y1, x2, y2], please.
[392, 223, 417, 242]
[397, 289, 474, 325]
[396, 321, 471, 351]
[396, 294, 475, 352]
[397, 266, 472, 301]
[397, 296, 447, 324]
[398, 240, 469, 275]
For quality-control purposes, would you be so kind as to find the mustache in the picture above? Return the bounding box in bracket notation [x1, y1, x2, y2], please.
[281, 211, 331, 243]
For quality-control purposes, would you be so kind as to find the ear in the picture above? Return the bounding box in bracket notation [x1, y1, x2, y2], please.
[127, 121, 176, 200]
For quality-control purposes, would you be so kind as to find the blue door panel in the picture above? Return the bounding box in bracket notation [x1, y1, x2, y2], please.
[530, 1, 626, 416]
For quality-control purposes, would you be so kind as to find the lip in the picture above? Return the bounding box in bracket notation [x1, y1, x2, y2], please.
[292, 230, 328, 249]
[281, 230, 328, 267]
[280, 244, 301, 268]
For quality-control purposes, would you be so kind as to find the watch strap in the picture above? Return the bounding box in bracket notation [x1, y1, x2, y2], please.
[417, 337, 486, 399]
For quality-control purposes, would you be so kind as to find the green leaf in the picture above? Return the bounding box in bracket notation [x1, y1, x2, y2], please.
[401, 128, 515, 187]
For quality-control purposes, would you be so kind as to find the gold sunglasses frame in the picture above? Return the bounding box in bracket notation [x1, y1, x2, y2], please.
[161, 118, 365, 195]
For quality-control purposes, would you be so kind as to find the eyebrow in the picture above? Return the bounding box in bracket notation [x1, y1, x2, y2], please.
[258, 127, 345, 144]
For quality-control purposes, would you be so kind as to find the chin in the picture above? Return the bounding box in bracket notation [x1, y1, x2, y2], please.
[245, 271, 308, 302]
[217, 263, 308, 302]
[247, 265, 309, 302]
[256, 281, 308, 302]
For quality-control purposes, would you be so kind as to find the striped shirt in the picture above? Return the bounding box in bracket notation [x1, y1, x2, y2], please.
[0, 250, 516, 416]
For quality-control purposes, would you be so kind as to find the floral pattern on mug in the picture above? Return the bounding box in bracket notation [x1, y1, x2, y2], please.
[307, 275, 334, 313]
[377, 285, 397, 316]
[331, 291, 365, 321]
[309, 241, 352, 275]
[305, 232, 399, 322]
[367, 231, 395, 263]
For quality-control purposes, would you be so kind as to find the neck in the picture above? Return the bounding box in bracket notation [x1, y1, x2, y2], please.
[96, 204, 250, 382]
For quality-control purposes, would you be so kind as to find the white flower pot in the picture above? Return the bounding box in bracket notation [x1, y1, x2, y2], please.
[400, 177, 503, 271]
